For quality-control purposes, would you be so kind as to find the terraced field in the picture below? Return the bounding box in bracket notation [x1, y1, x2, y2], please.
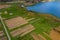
[0, 4, 60, 40]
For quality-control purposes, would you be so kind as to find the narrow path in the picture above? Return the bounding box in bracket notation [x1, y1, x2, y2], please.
[0, 16, 11, 40]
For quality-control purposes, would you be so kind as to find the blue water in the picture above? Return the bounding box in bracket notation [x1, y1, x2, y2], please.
[26, 2, 60, 18]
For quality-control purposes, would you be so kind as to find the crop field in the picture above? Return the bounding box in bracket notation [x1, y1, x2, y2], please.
[0, 4, 60, 40]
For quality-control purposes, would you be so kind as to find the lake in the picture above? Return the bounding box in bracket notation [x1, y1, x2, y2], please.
[26, 2, 60, 18]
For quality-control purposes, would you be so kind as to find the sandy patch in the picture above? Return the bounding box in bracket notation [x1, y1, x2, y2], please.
[5, 17, 28, 29]
[0, 5, 11, 9]
[11, 24, 34, 37]
[50, 29, 60, 40]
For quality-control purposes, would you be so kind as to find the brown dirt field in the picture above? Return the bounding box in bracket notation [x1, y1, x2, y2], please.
[50, 29, 60, 40]
[11, 24, 34, 37]
[38, 34, 46, 40]
[20, 27, 35, 37]
[30, 33, 40, 40]
[5, 17, 28, 30]
[0, 31, 4, 37]
[0, 5, 11, 9]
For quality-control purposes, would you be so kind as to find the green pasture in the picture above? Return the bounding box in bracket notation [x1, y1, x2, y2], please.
[0, 4, 60, 40]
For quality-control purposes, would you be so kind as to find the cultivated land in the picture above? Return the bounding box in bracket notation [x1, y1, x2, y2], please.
[5, 16, 28, 30]
[11, 24, 35, 37]
[0, 5, 11, 9]
[50, 29, 60, 40]
[0, 4, 60, 40]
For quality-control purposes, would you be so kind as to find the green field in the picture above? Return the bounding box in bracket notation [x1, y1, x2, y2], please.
[0, 4, 60, 40]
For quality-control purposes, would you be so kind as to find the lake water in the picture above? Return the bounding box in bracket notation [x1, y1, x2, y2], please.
[26, 2, 60, 18]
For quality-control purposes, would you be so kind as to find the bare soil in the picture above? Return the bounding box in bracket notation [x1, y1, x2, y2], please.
[20, 26, 35, 37]
[11, 24, 34, 37]
[5, 17, 28, 30]
[0, 5, 11, 9]
[50, 29, 60, 40]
